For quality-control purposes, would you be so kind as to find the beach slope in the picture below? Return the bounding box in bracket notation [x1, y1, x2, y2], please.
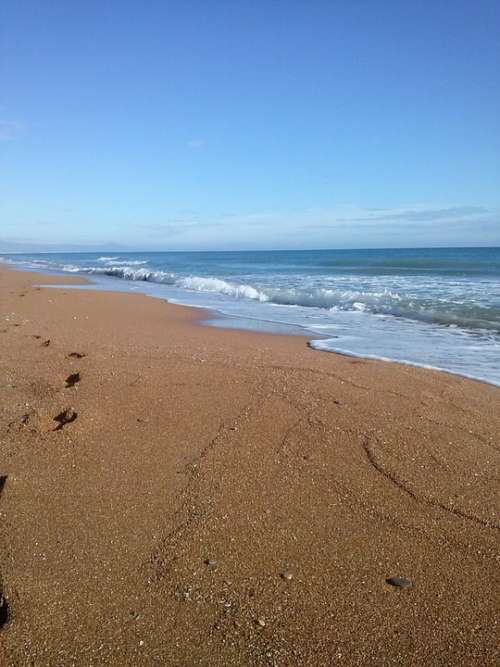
[0, 267, 499, 665]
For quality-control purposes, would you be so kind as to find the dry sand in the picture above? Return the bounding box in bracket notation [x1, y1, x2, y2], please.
[0, 266, 499, 666]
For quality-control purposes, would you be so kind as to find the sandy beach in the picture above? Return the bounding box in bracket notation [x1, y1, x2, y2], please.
[0, 265, 499, 666]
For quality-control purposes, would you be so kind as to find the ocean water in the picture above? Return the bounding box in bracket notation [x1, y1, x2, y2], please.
[3, 248, 500, 386]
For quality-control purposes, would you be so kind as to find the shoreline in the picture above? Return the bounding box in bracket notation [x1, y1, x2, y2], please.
[5, 261, 500, 390]
[1, 266, 499, 665]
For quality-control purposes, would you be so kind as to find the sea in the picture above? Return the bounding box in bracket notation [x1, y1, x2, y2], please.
[2, 247, 500, 387]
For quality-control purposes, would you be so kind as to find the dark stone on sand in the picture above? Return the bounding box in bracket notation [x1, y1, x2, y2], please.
[386, 576, 412, 589]
[42, 339, 51, 347]
[68, 352, 86, 358]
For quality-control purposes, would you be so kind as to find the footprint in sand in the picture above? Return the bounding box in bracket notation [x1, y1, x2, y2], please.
[65, 373, 81, 388]
[53, 408, 78, 431]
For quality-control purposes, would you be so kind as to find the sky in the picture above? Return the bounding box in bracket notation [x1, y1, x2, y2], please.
[1, 0, 499, 252]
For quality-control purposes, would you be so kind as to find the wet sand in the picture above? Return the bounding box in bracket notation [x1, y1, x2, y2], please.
[0, 265, 499, 666]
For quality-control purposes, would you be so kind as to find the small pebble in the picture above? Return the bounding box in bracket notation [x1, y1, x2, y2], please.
[257, 617, 266, 628]
[386, 576, 412, 589]
[205, 558, 217, 568]
[281, 571, 293, 581]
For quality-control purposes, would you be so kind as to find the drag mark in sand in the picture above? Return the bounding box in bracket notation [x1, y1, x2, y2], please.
[418, 412, 500, 456]
[145, 419, 233, 583]
[145, 393, 268, 585]
[362, 436, 500, 531]
[263, 361, 372, 393]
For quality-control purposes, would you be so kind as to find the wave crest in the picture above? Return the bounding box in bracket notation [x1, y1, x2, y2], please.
[176, 276, 268, 301]
[17, 260, 500, 333]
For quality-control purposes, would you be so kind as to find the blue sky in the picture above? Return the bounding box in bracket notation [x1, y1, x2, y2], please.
[1, 0, 499, 251]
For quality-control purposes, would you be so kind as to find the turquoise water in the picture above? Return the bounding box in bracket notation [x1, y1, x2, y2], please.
[3, 247, 500, 386]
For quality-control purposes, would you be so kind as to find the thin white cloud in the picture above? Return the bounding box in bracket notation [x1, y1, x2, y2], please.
[214, 204, 495, 231]
[138, 204, 498, 239]
[333, 205, 490, 224]
[0, 120, 23, 141]
[3, 203, 498, 252]
[187, 139, 205, 149]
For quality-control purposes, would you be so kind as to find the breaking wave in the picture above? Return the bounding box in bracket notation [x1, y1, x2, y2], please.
[176, 276, 267, 301]
[97, 257, 148, 266]
[4, 248, 499, 387]
[53, 263, 500, 333]
[63, 264, 176, 283]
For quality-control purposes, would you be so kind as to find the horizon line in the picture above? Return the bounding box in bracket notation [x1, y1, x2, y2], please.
[2, 244, 500, 255]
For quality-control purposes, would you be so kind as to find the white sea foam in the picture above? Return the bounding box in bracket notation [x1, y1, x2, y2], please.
[176, 276, 269, 301]
[3, 250, 500, 387]
[309, 339, 500, 388]
[43, 263, 500, 332]
[105, 260, 148, 266]
[72, 265, 176, 283]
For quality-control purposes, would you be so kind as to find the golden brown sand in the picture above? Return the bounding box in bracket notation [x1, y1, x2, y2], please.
[0, 266, 499, 666]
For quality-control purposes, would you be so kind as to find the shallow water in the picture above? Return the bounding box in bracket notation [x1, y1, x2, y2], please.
[3, 248, 500, 386]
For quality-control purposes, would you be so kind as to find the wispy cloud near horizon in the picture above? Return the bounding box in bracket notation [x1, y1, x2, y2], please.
[2, 203, 498, 252]
[333, 206, 490, 224]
